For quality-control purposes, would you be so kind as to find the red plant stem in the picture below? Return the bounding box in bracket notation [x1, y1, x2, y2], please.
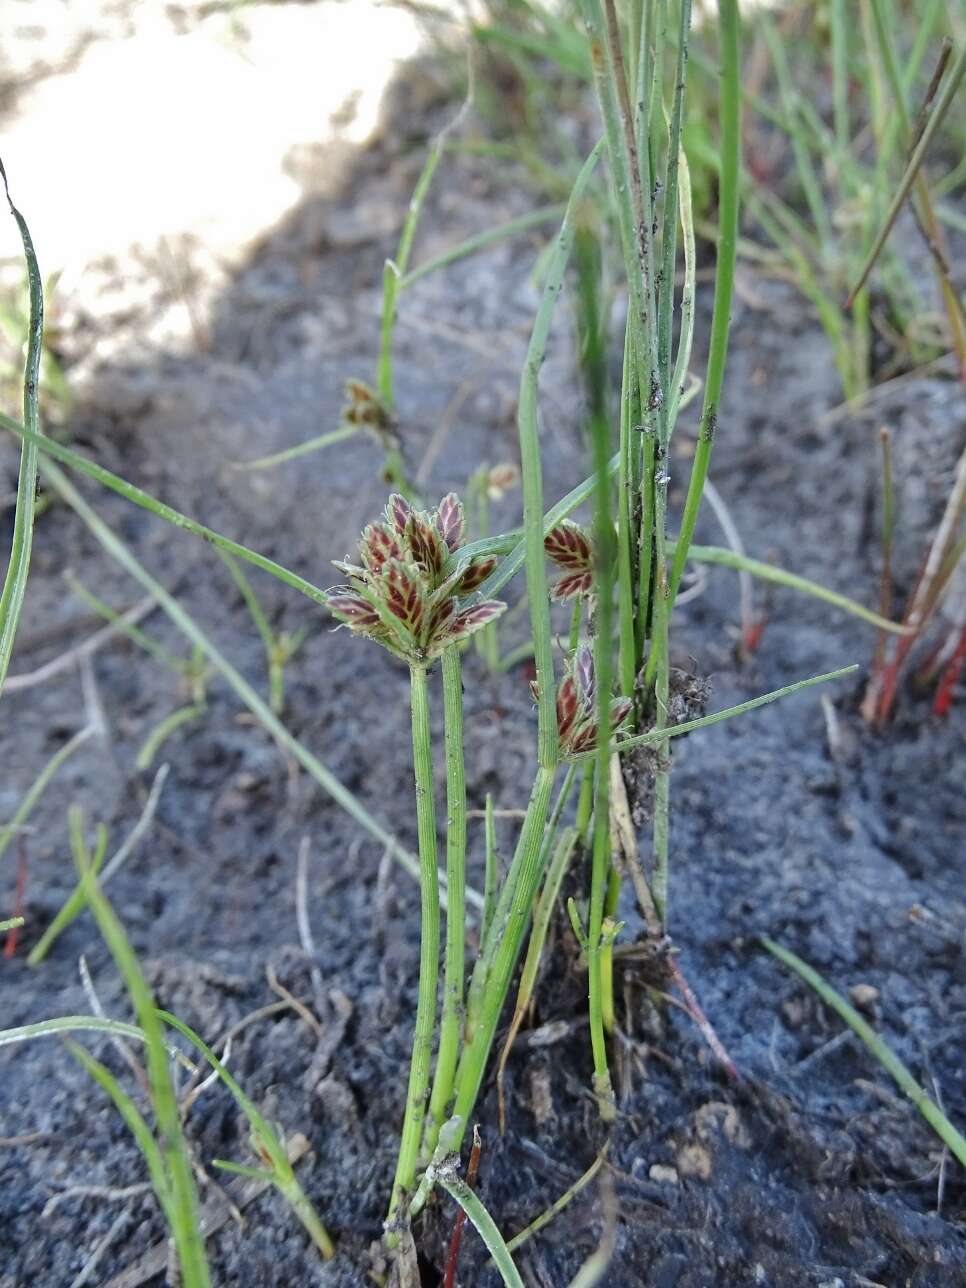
[443, 1126, 482, 1288]
[4, 839, 28, 959]
[667, 956, 741, 1083]
[742, 616, 768, 656]
[933, 626, 966, 716]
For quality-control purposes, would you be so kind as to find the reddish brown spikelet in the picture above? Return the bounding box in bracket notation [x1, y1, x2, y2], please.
[610, 696, 633, 729]
[384, 563, 425, 634]
[327, 593, 381, 629]
[574, 645, 596, 706]
[428, 596, 457, 637]
[550, 571, 593, 602]
[456, 556, 497, 596]
[569, 723, 599, 754]
[386, 493, 412, 535]
[435, 492, 465, 553]
[451, 600, 505, 635]
[361, 522, 403, 574]
[545, 521, 592, 572]
[556, 674, 579, 739]
[406, 513, 447, 580]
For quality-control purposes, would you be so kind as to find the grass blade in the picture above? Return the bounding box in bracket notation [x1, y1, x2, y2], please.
[761, 936, 966, 1167]
[0, 161, 43, 694]
[387, 664, 441, 1226]
[233, 424, 360, 472]
[157, 1010, 335, 1258]
[0, 412, 331, 609]
[846, 43, 966, 308]
[71, 810, 210, 1287]
[427, 1159, 524, 1288]
[569, 664, 858, 763]
[0, 1014, 148, 1049]
[519, 139, 603, 766]
[0, 724, 95, 865]
[399, 204, 566, 289]
[64, 1039, 172, 1221]
[669, 0, 741, 602]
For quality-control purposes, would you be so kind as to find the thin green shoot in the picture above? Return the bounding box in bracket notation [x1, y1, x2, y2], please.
[158, 1010, 335, 1258]
[682, 543, 908, 634]
[424, 646, 468, 1153]
[232, 423, 361, 472]
[65, 1038, 173, 1209]
[863, 13, 965, 374]
[70, 806, 209, 1286]
[578, 210, 616, 1117]
[377, 79, 474, 493]
[482, 792, 498, 944]
[0, 1013, 158, 1050]
[136, 704, 206, 770]
[29, 764, 169, 965]
[496, 824, 577, 1132]
[220, 551, 305, 714]
[386, 664, 441, 1228]
[425, 1148, 524, 1288]
[519, 140, 603, 767]
[846, 43, 966, 309]
[399, 203, 566, 289]
[66, 572, 191, 677]
[568, 664, 859, 765]
[668, 0, 740, 604]
[0, 411, 333, 611]
[762, 937, 966, 1168]
[0, 723, 95, 865]
[0, 916, 24, 934]
[502, 1146, 607, 1257]
[0, 159, 44, 695]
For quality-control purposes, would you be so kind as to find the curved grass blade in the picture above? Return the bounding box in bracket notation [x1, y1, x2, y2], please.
[233, 423, 361, 472]
[0, 724, 95, 865]
[71, 809, 210, 1287]
[427, 1158, 524, 1288]
[668, 0, 741, 602]
[158, 1010, 335, 1259]
[682, 543, 909, 634]
[399, 204, 566, 289]
[762, 936, 966, 1167]
[64, 1039, 173, 1223]
[846, 44, 966, 309]
[28, 764, 169, 965]
[568, 664, 858, 764]
[0, 412, 331, 610]
[0, 1014, 157, 1050]
[520, 139, 604, 767]
[0, 160, 44, 694]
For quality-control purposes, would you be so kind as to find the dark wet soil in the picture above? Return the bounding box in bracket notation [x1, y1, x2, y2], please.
[2, 70, 965, 1288]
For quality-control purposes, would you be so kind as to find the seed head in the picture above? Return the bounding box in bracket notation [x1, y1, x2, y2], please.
[545, 521, 594, 601]
[551, 645, 633, 756]
[327, 492, 505, 664]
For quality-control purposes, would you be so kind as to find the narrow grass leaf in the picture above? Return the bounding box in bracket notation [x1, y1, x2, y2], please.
[0, 161, 43, 694]
[762, 936, 966, 1167]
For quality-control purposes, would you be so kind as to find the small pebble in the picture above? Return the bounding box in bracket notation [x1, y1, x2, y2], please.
[849, 984, 879, 1011]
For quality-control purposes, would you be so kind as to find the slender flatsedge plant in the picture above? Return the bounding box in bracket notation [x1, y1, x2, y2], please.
[0, 3, 888, 1272]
